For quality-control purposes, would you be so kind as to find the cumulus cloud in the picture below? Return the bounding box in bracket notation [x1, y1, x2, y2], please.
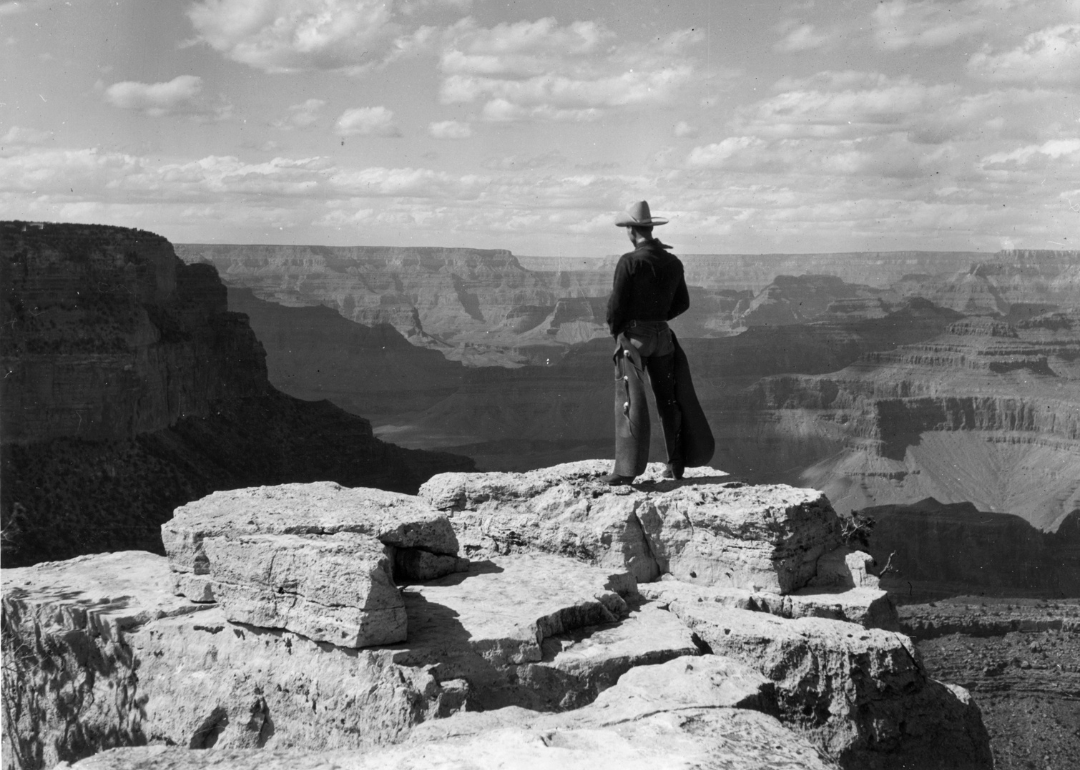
[334, 107, 402, 137]
[968, 24, 1080, 83]
[981, 138, 1080, 168]
[428, 120, 472, 139]
[734, 71, 959, 139]
[103, 75, 229, 120]
[327, 166, 488, 198]
[1, 126, 53, 146]
[872, 0, 993, 50]
[274, 98, 326, 130]
[437, 18, 699, 122]
[187, 0, 400, 74]
[775, 23, 833, 53]
[674, 121, 699, 138]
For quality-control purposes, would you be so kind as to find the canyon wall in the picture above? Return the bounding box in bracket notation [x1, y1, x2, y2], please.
[862, 500, 1080, 600]
[0, 223, 473, 568]
[2, 227, 265, 443]
[176, 243, 609, 362]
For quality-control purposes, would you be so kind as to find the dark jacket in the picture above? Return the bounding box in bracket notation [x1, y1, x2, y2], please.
[605, 239, 689, 337]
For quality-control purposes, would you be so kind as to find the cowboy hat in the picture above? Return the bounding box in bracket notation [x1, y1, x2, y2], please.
[614, 200, 668, 227]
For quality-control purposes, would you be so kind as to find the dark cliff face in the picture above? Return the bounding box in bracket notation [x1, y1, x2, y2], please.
[863, 499, 1080, 600]
[0, 222, 473, 567]
[226, 286, 466, 416]
[1, 224, 268, 443]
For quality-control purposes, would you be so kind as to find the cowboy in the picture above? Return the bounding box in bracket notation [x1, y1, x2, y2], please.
[601, 201, 714, 486]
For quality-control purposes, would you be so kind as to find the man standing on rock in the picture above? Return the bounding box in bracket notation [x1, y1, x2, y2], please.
[602, 201, 714, 486]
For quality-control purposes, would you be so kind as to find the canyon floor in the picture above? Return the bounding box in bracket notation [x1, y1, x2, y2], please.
[902, 598, 1080, 770]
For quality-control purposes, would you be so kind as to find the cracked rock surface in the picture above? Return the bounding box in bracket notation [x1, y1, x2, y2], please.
[3, 465, 993, 770]
[420, 459, 842, 593]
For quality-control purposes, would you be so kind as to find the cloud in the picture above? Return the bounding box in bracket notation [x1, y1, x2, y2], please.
[1, 126, 53, 146]
[428, 120, 472, 139]
[980, 138, 1080, 169]
[327, 166, 488, 198]
[334, 107, 401, 137]
[274, 98, 327, 130]
[103, 75, 229, 120]
[968, 24, 1080, 83]
[481, 151, 569, 170]
[399, 0, 471, 14]
[775, 24, 833, 53]
[674, 121, 699, 138]
[872, 0, 993, 50]
[871, 0, 1080, 52]
[479, 99, 602, 123]
[734, 72, 959, 139]
[437, 18, 699, 122]
[187, 0, 399, 74]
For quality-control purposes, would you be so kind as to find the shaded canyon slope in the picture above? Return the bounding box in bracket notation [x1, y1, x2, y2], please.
[175, 243, 614, 365]
[0, 222, 473, 568]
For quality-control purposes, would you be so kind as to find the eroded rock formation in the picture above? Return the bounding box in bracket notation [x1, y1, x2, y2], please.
[0, 222, 473, 568]
[3, 462, 992, 770]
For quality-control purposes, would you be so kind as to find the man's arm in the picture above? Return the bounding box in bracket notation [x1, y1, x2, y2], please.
[667, 273, 689, 321]
[606, 255, 632, 337]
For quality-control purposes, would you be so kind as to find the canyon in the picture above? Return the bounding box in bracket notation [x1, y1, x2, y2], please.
[0, 223, 472, 568]
[4, 223, 1079, 768]
[185, 241, 1079, 535]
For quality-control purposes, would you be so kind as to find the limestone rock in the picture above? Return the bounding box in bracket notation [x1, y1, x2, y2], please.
[525, 602, 703, 710]
[388, 552, 639, 678]
[1, 553, 214, 770]
[201, 532, 406, 647]
[810, 548, 881, 589]
[420, 459, 842, 593]
[642, 576, 900, 631]
[668, 600, 992, 768]
[164, 482, 460, 577]
[162, 482, 470, 647]
[66, 655, 835, 770]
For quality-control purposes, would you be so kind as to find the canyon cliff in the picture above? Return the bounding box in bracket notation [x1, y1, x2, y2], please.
[0, 222, 473, 568]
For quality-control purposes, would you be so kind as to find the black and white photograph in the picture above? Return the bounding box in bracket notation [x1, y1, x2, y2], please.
[2, 1, 1078, 768]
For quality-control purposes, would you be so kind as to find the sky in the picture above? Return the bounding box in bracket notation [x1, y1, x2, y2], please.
[1, 0, 1078, 257]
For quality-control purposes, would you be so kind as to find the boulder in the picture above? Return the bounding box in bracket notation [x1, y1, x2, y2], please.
[201, 532, 406, 647]
[420, 460, 842, 593]
[667, 600, 993, 769]
[163, 481, 463, 582]
[162, 482, 468, 644]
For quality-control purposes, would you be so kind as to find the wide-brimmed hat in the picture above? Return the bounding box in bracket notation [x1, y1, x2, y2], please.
[614, 200, 668, 227]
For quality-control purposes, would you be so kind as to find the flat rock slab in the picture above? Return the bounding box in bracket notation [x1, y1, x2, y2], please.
[387, 553, 639, 673]
[2, 551, 209, 642]
[69, 654, 835, 770]
[420, 459, 842, 593]
[642, 576, 899, 631]
[522, 602, 703, 710]
[203, 533, 406, 648]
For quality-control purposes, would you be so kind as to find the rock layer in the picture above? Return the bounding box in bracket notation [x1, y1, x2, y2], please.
[420, 460, 843, 594]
